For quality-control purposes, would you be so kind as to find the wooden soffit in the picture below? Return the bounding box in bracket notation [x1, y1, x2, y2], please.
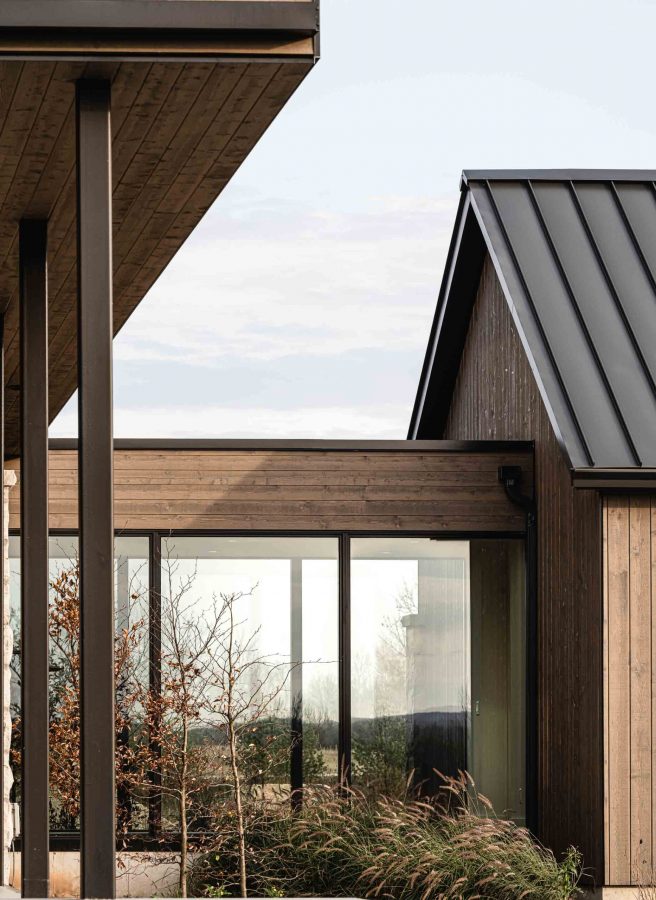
[0, 1, 318, 456]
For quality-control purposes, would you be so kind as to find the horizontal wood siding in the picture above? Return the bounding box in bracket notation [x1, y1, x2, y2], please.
[604, 495, 656, 886]
[442, 255, 604, 879]
[7, 447, 532, 533]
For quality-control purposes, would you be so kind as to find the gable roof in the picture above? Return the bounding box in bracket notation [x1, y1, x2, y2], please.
[409, 170, 656, 481]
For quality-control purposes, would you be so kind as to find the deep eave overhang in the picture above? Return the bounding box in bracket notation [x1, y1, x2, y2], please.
[0, 3, 320, 457]
[0, 0, 320, 61]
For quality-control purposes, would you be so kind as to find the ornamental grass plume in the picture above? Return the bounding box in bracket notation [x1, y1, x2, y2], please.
[192, 772, 582, 899]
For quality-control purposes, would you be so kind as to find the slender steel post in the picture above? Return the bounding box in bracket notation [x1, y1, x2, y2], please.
[0, 312, 4, 887]
[290, 557, 303, 807]
[148, 532, 162, 837]
[76, 78, 115, 900]
[338, 534, 351, 787]
[19, 220, 49, 899]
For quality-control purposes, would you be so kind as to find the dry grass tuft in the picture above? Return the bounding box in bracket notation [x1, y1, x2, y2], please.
[192, 772, 583, 898]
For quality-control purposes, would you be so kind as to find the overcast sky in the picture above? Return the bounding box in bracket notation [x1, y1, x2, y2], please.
[51, 0, 656, 440]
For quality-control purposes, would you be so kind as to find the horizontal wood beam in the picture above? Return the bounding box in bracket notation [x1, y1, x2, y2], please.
[7, 447, 533, 534]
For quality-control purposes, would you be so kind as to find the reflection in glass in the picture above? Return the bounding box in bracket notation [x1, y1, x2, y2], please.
[159, 536, 339, 823]
[8, 535, 150, 833]
[350, 538, 525, 821]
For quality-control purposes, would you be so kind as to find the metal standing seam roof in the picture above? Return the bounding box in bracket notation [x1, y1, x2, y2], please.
[409, 170, 656, 475]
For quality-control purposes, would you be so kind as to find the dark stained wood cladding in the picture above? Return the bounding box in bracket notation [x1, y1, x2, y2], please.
[0, 57, 312, 455]
[443, 256, 604, 879]
[6, 446, 532, 533]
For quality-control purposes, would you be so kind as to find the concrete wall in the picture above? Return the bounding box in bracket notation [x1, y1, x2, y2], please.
[8, 852, 179, 898]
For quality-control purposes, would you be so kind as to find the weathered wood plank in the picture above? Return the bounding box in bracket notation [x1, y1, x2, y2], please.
[25, 515, 527, 533]
[606, 496, 631, 885]
[7, 447, 531, 534]
[48, 451, 529, 472]
[629, 496, 652, 882]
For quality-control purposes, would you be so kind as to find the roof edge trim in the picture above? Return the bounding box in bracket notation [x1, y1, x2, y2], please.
[46, 437, 534, 453]
[463, 169, 656, 185]
[573, 468, 656, 489]
[0, 1, 320, 34]
[408, 191, 471, 437]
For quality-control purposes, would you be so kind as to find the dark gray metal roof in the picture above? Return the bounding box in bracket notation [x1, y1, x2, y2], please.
[409, 170, 656, 474]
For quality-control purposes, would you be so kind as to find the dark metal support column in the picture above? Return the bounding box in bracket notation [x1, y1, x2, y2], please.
[76, 78, 115, 900]
[290, 557, 303, 807]
[338, 533, 351, 787]
[148, 532, 162, 837]
[0, 312, 4, 887]
[19, 220, 49, 899]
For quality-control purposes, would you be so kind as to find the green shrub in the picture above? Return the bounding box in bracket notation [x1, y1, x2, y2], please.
[191, 774, 582, 899]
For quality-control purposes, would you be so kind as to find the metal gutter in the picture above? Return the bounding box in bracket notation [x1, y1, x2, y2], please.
[572, 468, 656, 489]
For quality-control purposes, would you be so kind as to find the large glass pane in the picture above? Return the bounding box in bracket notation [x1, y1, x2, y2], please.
[159, 536, 338, 827]
[8, 534, 150, 833]
[350, 537, 525, 821]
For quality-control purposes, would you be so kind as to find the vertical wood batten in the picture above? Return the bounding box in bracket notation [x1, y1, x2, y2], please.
[18, 220, 49, 899]
[603, 495, 656, 885]
[76, 78, 115, 900]
[629, 496, 652, 882]
[607, 496, 631, 884]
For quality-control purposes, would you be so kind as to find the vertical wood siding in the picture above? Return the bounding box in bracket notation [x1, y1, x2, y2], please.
[443, 255, 604, 879]
[604, 495, 656, 885]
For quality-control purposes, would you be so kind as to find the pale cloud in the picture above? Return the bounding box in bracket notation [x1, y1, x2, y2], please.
[50, 403, 409, 441]
[51, 0, 656, 440]
[113, 194, 454, 367]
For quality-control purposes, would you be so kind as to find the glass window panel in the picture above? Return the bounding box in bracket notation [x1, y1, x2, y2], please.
[8, 534, 150, 833]
[160, 536, 338, 824]
[301, 559, 339, 784]
[350, 537, 525, 821]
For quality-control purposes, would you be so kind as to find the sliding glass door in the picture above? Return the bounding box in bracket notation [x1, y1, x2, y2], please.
[350, 537, 526, 821]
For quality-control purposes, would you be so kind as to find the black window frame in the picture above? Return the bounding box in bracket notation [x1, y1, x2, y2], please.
[8, 526, 535, 851]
